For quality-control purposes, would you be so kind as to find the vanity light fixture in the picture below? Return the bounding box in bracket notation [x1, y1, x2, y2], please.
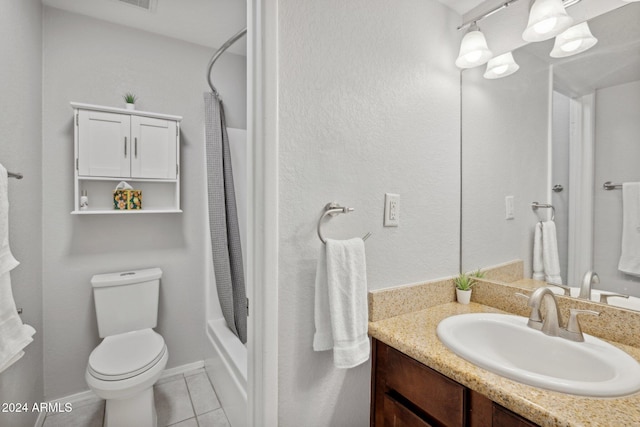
[484, 52, 520, 79]
[522, 0, 574, 42]
[455, 23, 493, 69]
[550, 22, 598, 58]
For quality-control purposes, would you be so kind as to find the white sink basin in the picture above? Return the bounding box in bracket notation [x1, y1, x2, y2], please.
[436, 313, 640, 397]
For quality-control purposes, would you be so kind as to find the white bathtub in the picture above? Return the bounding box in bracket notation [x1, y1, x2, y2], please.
[205, 318, 247, 427]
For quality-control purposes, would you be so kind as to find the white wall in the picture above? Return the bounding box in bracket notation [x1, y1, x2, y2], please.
[593, 80, 640, 296]
[42, 7, 246, 399]
[461, 49, 550, 276]
[276, 0, 461, 425]
[0, 1, 44, 425]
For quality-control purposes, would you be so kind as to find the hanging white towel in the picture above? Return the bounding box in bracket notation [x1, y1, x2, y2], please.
[541, 221, 562, 285]
[0, 165, 18, 276]
[0, 164, 36, 374]
[0, 273, 35, 373]
[532, 223, 545, 281]
[313, 238, 369, 369]
[532, 221, 562, 284]
[618, 183, 640, 276]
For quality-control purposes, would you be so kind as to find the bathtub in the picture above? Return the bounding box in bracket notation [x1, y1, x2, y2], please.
[205, 318, 247, 427]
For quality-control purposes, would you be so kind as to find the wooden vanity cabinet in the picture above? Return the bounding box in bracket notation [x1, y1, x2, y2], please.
[371, 339, 538, 427]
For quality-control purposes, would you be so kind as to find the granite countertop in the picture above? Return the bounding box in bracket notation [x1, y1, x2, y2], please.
[368, 302, 640, 427]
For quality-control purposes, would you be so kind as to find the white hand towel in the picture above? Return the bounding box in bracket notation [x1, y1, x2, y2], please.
[541, 221, 562, 285]
[0, 164, 36, 374]
[313, 238, 369, 369]
[532, 223, 545, 281]
[0, 165, 18, 276]
[618, 183, 640, 276]
[0, 272, 35, 373]
[313, 247, 332, 352]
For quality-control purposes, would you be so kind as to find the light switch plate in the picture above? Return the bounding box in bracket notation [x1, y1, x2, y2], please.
[384, 193, 400, 227]
[505, 195, 514, 220]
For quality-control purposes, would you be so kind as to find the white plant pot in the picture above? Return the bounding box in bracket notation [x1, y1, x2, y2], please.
[456, 288, 472, 305]
[125, 103, 135, 110]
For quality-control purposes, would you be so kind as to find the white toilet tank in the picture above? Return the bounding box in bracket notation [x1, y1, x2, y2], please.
[91, 268, 162, 338]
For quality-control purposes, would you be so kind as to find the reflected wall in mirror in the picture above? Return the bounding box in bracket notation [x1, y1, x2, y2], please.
[461, 2, 640, 310]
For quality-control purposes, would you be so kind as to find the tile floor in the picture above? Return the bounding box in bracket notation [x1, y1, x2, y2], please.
[42, 367, 230, 427]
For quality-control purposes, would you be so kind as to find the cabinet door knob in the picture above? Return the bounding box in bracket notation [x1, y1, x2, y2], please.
[135, 137, 138, 158]
[124, 137, 128, 157]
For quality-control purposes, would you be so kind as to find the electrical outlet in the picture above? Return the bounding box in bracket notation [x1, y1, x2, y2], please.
[505, 196, 514, 220]
[384, 193, 400, 227]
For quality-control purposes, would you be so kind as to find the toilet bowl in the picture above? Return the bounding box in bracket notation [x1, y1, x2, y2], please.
[85, 268, 167, 427]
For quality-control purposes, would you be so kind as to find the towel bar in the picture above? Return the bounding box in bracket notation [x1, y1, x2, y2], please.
[317, 202, 372, 244]
[531, 202, 555, 221]
[603, 181, 622, 190]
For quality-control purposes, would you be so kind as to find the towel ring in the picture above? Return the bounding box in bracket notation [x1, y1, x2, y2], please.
[317, 202, 372, 244]
[531, 202, 555, 221]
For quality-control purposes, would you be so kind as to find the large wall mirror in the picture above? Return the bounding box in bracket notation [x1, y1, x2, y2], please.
[461, 2, 640, 310]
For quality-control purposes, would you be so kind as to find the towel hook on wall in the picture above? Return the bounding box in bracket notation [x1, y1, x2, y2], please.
[317, 202, 372, 244]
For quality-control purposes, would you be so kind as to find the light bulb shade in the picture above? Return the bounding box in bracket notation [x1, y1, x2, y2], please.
[522, 0, 574, 42]
[484, 52, 520, 79]
[550, 22, 598, 58]
[455, 29, 493, 69]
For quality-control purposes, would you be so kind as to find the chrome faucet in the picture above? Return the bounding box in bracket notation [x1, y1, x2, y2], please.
[579, 270, 629, 304]
[520, 287, 600, 342]
[527, 287, 563, 336]
[579, 271, 600, 300]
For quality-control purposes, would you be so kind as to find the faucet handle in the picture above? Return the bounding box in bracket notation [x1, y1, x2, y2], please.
[515, 293, 543, 322]
[549, 283, 572, 296]
[599, 292, 630, 304]
[565, 309, 600, 341]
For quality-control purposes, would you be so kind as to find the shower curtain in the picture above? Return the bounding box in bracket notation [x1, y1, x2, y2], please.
[204, 92, 247, 344]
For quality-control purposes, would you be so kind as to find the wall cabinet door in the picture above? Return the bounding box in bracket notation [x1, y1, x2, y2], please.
[131, 116, 177, 179]
[78, 110, 131, 177]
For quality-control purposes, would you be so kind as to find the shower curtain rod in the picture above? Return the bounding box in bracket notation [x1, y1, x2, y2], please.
[207, 27, 247, 97]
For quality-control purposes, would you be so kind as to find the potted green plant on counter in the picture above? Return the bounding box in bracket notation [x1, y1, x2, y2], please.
[454, 269, 485, 304]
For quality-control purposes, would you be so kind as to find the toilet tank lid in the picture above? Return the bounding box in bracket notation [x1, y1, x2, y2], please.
[91, 268, 163, 288]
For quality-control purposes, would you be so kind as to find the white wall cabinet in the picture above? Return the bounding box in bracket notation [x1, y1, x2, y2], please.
[71, 102, 182, 214]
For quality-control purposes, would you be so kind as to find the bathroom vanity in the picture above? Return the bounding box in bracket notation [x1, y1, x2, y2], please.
[371, 338, 535, 426]
[368, 288, 640, 427]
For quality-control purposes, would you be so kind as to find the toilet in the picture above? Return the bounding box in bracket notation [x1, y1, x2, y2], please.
[85, 268, 168, 427]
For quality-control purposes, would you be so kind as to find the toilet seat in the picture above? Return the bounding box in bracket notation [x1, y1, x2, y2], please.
[88, 328, 166, 381]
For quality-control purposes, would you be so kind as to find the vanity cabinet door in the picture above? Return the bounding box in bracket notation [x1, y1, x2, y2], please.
[383, 394, 433, 427]
[492, 405, 538, 427]
[372, 340, 465, 427]
[130, 115, 177, 179]
[371, 339, 540, 427]
[78, 110, 131, 177]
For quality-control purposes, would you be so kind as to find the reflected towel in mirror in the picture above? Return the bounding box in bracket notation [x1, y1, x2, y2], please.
[533, 221, 562, 285]
[618, 183, 640, 276]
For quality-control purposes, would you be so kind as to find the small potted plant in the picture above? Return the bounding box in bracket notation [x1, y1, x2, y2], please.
[123, 92, 137, 110]
[453, 269, 485, 304]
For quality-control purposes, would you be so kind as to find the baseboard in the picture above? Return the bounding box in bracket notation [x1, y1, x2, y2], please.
[34, 360, 205, 427]
[160, 360, 205, 379]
